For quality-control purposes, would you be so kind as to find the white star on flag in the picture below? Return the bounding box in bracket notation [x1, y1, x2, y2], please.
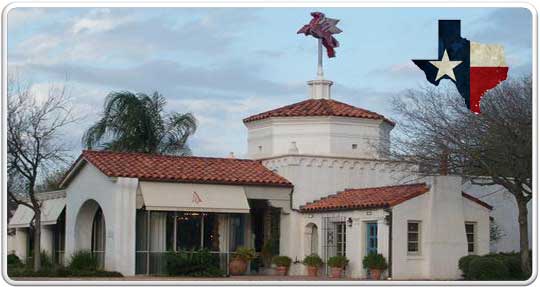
[429, 49, 462, 81]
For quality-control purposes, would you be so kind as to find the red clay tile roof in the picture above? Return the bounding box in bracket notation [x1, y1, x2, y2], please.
[243, 98, 395, 125]
[462, 192, 493, 210]
[300, 183, 429, 212]
[63, 150, 292, 187]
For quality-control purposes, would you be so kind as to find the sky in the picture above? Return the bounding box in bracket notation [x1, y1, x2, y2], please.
[7, 7, 533, 159]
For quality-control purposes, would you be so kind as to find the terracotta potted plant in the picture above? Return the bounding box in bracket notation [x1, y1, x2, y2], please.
[303, 254, 323, 277]
[229, 247, 256, 275]
[272, 256, 292, 276]
[362, 253, 388, 280]
[327, 255, 349, 278]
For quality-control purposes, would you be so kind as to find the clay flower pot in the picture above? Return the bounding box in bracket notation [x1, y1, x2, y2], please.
[275, 265, 289, 276]
[330, 267, 343, 278]
[229, 258, 247, 275]
[307, 266, 319, 277]
[369, 268, 383, 280]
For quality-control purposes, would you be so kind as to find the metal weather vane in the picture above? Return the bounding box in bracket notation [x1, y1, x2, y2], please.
[297, 12, 342, 78]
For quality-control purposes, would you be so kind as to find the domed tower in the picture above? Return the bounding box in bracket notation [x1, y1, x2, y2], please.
[243, 79, 395, 160]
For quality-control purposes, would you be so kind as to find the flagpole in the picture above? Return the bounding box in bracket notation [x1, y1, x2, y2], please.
[317, 38, 323, 79]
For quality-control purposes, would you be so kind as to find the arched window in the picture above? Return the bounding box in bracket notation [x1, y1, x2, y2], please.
[310, 225, 318, 255]
[305, 223, 319, 255]
[91, 207, 106, 269]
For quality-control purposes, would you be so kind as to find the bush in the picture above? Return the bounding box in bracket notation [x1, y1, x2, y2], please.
[272, 256, 292, 267]
[327, 255, 348, 268]
[8, 265, 123, 278]
[233, 247, 256, 262]
[459, 253, 528, 280]
[303, 254, 323, 267]
[468, 257, 509, 280]
[7, 254, 22, 267]
[165, 249, 224, 277]
[40, 251, 54, 269]
[68, 250, 99, 271]
[458, 255, 481, 279]
[485, 252, 524, 279]
[362, 253, 388, 270]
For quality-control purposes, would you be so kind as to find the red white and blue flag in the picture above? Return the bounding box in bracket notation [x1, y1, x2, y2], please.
[413, 20, 508, 113]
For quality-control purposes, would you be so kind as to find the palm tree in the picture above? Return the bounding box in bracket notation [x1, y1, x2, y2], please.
[82, 91, 197, 155]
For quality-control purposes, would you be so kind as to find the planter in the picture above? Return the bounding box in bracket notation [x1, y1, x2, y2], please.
[275, 266, 289, 276]
[229, 258, 247, 275]
[307, 266, 319, 277]
[369, 269, 383, 280]
[330, 267, 343, 278]
[369, 268, 383, 280]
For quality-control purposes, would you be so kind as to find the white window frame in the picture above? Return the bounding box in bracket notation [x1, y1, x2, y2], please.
[335, 222, 346, 257]
[465, 222, 477, 255]
[407, 220, 421, 256]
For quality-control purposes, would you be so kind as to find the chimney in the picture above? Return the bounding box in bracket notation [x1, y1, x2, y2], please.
[307, 79, 333, 99]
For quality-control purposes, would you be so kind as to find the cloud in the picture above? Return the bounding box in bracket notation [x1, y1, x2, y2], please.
[25, 59, 305, 99]
[7, 8, 46, 27]
[470, 8, 532, 50]
[367, 61, 419, 79]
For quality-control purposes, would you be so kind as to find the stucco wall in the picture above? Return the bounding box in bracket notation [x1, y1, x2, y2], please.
[463, 181, 532, 253]
[246, 117, 392, 160]
[391, 176, 491, 280]
[64, 162, 138, 275]
[263, 155, 416, 209]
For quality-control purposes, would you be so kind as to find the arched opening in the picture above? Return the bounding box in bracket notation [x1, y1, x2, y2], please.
[91, 207, 106, 269]
[304, 223, 319, 255]
[74, 199, 106, 269]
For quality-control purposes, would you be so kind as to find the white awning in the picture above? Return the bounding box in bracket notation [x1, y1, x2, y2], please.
[8, 197, 66, 228]
[139, 182, 250, 213]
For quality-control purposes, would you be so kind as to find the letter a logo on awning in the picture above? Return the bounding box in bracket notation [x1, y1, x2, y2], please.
[192, 191, 203, 204]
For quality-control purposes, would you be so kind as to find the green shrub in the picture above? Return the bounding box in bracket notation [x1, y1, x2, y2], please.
[68, 250, 98, 271]
[7, 254, 22, 267]
[8, 265, 123, 278]
[362, 253, 388, 270]
[233, 247, 256, 262]
[485, 252, 525, 279]
[272, 256, 292, 267]
[40, 251, 54, 269]
[468, 256, 509, 280]
[327, 255, 348, 268]
[458, 255, 481, 279]
[459, 253, 527, 280]
[260, 241, 274, 267]
[303, 254, 323, 267]
[165, 249, 224, 277]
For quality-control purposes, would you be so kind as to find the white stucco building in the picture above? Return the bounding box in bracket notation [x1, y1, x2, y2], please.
[8, 75, 514, 280]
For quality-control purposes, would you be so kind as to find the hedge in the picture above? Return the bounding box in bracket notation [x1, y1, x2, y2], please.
[459, 252, 529, 280]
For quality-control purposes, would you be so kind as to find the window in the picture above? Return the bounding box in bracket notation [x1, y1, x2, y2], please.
[352, 144, 358, 150]
[465, 222, 476, 254]
[407, 221, 421, 255]
[336, 222, 346, 257]
[258, 145, 263, 152]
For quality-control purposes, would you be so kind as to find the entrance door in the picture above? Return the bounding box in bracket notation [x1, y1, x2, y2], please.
[366, 222, 377, 254]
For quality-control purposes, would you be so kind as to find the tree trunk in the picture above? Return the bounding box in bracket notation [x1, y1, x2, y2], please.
[33, 210, 41, 271]
[516, 197, 531, 277]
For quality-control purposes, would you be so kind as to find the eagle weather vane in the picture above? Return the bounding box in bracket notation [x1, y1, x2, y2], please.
[298, 12, 342, 78]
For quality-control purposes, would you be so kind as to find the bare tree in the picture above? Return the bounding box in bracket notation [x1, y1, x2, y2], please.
[389, 77, 532, 276]
[7, 75, 77, 271]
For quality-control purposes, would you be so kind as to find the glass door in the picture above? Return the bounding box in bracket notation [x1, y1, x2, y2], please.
[366, 222, 377, 254]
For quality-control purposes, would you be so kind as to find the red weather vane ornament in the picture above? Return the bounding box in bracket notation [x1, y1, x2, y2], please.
[297, 12, 342, 58]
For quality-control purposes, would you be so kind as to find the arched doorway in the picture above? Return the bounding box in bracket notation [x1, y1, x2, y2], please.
[305, 223, 319, 255]
[74, 199, 106, 269]
[91, 207, 106, 269]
